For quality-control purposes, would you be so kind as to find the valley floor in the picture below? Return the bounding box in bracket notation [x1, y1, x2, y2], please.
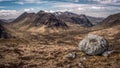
[0, 25, 120, 68]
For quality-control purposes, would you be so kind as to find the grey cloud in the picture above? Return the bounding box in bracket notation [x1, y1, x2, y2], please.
[0, 10, 21, 19]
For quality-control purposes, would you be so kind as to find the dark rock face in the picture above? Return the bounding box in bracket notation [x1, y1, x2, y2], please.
[0, 20, 11, 38]
[78, 34, 109, 55]
[0, 24, 10, 39]
[33, 12, 68, 29]
[70, 16, 93, 27]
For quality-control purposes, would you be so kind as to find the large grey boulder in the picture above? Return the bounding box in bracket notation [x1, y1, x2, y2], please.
[78, 34, 109, 55]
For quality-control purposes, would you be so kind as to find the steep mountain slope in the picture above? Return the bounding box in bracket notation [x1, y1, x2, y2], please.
[92, 13, 120, 30]
[101, 13, 120, 27]
[11, 12, 36, 28]
[32, 11, 68, 29]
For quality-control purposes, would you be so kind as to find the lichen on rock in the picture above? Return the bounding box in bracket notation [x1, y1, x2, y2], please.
[78, 34, 109, 55]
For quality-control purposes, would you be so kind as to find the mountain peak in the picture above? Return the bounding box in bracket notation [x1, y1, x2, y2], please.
[37, 10, 46, 14]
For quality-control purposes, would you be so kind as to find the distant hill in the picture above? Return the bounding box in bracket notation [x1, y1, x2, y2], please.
[101, 13, 120, 27]
[6, 19, 15, 23]
[92, 13, 120, 30]
[87, 16, 104, 25]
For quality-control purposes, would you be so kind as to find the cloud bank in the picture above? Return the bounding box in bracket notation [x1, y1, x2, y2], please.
[0, 10, 21, 19]
[0, 0, 120, 19]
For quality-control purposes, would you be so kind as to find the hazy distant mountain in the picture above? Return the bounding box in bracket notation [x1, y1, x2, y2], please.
[7, 19, 15, 23]
[87, 16, 104, 25]
[0, 19, 15, 23]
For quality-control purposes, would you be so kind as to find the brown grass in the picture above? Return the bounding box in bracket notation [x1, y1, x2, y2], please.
[0, 25, 120, 68]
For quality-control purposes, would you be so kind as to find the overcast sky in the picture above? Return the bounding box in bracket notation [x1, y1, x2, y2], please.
[0, 0, 120, 19]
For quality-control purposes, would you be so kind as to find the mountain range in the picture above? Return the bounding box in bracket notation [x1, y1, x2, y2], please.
[0, 11, 120, 35]
[11, 11, 93, 29]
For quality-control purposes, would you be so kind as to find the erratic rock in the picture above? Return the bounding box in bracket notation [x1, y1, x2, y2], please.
[78, 34, 109, 55]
